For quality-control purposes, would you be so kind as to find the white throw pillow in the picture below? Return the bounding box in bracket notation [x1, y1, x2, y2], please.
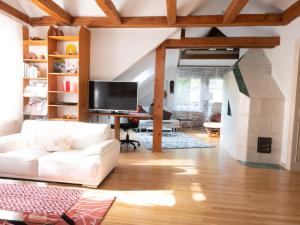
[30, 134, 72, 152]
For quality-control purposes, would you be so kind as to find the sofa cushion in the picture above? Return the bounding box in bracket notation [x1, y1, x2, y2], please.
[0, 134, 28, 153]
[65, 122, 111, 149]
[0, 148, 48, 176]
[30, 134, 72, 152]
[21, 120, 65, 139]
[38, 150, 99, 181]
[21, 120, 72, 151]
[21, 120, 110, 150]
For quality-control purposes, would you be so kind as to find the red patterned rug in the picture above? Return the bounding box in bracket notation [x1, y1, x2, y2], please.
[0, 183, 83, 215]
[0, 183, 115, 225]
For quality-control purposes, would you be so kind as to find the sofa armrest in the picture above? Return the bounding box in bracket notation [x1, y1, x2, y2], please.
[80, 139, 120, 157]
[0, 133, 28, 153]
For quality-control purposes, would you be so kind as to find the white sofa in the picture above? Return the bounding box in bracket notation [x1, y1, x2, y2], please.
[0, 120, 120, 188]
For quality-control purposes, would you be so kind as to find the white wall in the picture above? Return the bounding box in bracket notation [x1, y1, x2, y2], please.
[264, 17, 300, 169]
[90, 28, 177, 80]
[115, 49, 180, 110]
[0, 13, 23, 135]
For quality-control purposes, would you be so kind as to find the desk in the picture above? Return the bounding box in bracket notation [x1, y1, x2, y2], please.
[90, 113, 152, 140]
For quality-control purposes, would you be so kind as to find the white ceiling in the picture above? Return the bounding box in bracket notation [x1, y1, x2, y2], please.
[3, 0, 298, 17]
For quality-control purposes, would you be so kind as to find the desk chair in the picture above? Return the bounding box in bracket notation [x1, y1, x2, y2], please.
[120, 122, 141, 149]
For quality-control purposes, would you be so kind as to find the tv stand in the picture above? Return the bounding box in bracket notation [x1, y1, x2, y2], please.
[89, 112, 152, 140]
[111, 111, 129, 115]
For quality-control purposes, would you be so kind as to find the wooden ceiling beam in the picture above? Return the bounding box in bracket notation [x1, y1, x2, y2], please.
[181, 53, 240, 60]
[95, 0, 122, 24]
[223, 0, 249, 23]
[282, 0, 300, 24]
[30, 0, 72, 24]
[162, 37, 280, 49]
[31, 13, 282, 27]
[0, 0, 30, 24]
[166, 0, 176, 24]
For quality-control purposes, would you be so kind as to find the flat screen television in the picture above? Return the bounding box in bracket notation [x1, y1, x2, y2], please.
[89, 81, 138, 111]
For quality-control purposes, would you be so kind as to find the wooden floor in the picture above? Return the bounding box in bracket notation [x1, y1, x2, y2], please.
[3, 129, 300, 225]
[96, 129, 300, 225]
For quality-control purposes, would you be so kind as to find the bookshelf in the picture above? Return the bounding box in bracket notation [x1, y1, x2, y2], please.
[22, 26, 48, 120]
[47, 26, 90, 122]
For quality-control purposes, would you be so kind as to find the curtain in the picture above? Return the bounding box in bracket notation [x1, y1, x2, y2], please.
[175, 67, 226, 119]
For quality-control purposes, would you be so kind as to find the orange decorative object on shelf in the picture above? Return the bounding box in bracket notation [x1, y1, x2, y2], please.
[24, 52, 37, 59]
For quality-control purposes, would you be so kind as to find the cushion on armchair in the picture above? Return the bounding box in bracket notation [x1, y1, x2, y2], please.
[211, 113, 221, 122]
[163, 110, 172, 120]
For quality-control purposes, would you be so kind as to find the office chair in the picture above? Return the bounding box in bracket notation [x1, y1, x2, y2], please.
[120, 122, 141, 149]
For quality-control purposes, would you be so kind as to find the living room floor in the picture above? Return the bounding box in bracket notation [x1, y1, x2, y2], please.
[3, 129, 300, 225]
[98, 129, 300, 225]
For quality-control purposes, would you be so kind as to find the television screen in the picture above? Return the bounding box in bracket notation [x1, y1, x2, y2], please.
[89, 81, 138, 111]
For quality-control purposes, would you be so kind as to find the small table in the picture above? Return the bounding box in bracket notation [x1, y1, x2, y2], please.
[203, 122, 221, 136]
[146, 127, 172, 136]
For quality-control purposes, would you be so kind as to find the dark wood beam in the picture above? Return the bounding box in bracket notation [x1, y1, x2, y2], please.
[282, 0, 300, 24]
[166, 0, 176, 24]
[0, 1, 30, 24]
[223, 0, 249, 23]
[163, 37, 280, 49]
[153, 45, 166, 153]
[31, 14, 282, 27]
[31, 0, 72, 24]
[95, 0, 122, 24]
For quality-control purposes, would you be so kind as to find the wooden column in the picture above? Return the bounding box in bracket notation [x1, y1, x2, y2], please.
[153, 45, 166, 152]
[114, 117, 120, 140]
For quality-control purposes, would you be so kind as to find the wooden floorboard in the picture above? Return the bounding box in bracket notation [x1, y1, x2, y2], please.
[98, 130, 300, 225]
[3, 129, 300, 224]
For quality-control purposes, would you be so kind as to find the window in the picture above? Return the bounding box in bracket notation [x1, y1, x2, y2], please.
[175, 68, 225, 117]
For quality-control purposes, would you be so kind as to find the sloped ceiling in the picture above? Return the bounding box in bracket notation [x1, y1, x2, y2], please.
[3, 0, 298, 17]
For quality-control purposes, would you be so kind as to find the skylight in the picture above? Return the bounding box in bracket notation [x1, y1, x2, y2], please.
[133, 69, 154, 84]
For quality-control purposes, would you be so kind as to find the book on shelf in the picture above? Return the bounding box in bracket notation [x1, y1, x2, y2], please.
[24, 64, 43, 78]
[24, 82, 48, 98]
[24, 98, 48, 116]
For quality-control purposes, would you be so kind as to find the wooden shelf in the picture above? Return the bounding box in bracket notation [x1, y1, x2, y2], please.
[48, 91, 78, 94]
[48, 36, 79, 41]
[48, 104, 78, 107]
[49, 118, 78, 121]
[24, 114, 47, 117]
[48, 54, 79, 59]
[23, 59, 47, 63]
[23, 96, 47, 99]
[23, 77, 47, 80]
[47, 27, 90, 122]
[23, 40, 47, 46]
[48, 72, 78, 76]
